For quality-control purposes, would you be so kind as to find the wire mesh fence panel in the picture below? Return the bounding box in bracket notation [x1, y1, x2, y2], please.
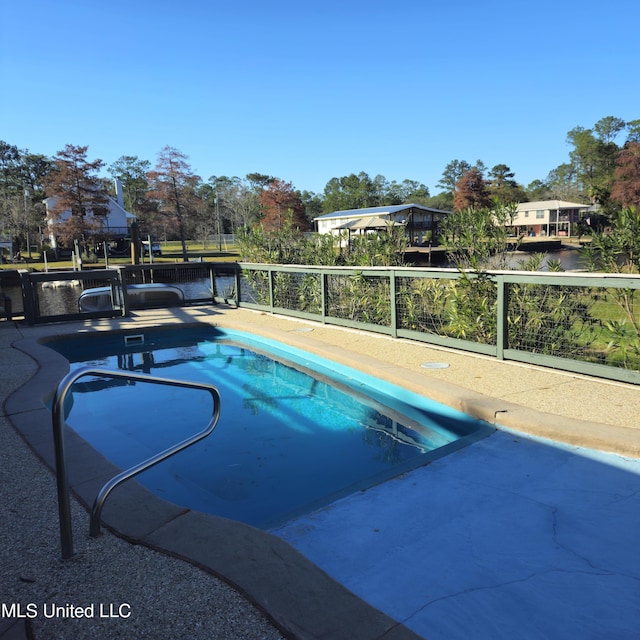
[506, 281, 597, 359]
[396, 273, 498, 345]
[505, 282, 640, 369]
[395, 275, 457, 338]
[125, 264, 210, 284]
[239, 268, 270, 306]
[272, 271, 322, 314]
[326, 272, 392, 327]
[211, 266, 238, 301]
[584, 286, 640, 370]
[151, 264, 210, 285]
[124, 264, 213, 302]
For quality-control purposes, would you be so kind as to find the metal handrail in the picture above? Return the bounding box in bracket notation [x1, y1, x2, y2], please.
[52, 366, 221, 559]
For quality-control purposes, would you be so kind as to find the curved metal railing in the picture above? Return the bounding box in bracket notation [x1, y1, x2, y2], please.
[52, 366, 221, 559]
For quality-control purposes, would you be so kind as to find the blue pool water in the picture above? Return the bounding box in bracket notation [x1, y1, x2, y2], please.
[49, 327, 491, 529]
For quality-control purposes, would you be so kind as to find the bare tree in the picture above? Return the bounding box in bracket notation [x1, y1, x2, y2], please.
[147, 146, 198, 262]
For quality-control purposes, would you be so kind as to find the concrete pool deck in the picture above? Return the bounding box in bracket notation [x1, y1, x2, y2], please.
[1, 306, 639, 639]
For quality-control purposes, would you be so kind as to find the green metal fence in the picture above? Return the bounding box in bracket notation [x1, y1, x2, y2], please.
[7, 262, 640, 384]
[238, 264, 640, 385]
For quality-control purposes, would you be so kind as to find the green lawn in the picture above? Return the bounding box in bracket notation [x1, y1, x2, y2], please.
[1, 241, 240, 271]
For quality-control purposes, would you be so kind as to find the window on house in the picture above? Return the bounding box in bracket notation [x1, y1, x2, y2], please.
[536, 210, 544, 219]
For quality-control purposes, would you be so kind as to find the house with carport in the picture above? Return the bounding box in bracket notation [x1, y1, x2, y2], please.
[314, 203, 451, 246]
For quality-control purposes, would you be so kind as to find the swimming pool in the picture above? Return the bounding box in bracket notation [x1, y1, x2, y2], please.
[48, 327, 492, 529]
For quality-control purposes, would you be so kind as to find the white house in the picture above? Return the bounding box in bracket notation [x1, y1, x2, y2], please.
[44, 179, 136, 250]
[509, 200, 589, 237]
[314, 204, 451, 245]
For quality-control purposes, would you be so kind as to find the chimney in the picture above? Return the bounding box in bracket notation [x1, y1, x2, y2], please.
[114, 178, 125, 208]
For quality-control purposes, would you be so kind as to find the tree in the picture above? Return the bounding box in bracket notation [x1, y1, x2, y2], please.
[594, 116, 626, 144]
[626, 119, 640, 144]
[525, 179, 551, 201]
[561, 117, 626, 207]
[0, 142, 22, 246]
[188, 180, 219, 248]
[488, 164, 526, 204]
[20, 153, 53, 198]
[389, 179, 430, 205]
[246, 172, 275, 192]
[147, 146, 199, 261]
[321, 172, 430, 213]
[107, 155, 151, 214]
[610, 142, 640, 209]
[259, 178, 308, 231]
[0, 141, 21, 202]
[436, 160, 487, 210]
[371, 174, 391, 204]
[453, 168, 492, 211]
[299, 190, 324, 223]
[245, 172, 275, 225]
[44, 145, 109, 251]
[0, 144, 52, 256]
[436, 159, 471, 196]
[208, 175, 256, 232]
[425, 192, 455, 211]
[545, 163, 582, 201]
[322, 172, 378, 212]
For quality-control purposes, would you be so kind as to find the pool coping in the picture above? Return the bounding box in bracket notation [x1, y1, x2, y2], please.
[8, 321, 428, 640]
[215, 313, 640, 458]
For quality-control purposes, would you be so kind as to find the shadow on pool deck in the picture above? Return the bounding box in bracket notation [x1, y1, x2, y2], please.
[273, 430, 640, 639]
[2, 307, 640, 639]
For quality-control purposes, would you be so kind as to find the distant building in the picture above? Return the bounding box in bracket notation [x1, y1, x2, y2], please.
[44, 179, 136, 251]
[509, 200, 589, 237]
[314, 204, 451, 245]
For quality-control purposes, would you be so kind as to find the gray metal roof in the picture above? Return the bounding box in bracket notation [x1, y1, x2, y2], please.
[314, 203, 451, 221]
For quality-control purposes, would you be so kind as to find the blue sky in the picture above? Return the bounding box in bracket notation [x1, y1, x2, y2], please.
[2, 0, 638, 195]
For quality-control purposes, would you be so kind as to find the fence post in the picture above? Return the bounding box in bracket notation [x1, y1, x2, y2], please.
[268, 267, 275, 312]
[19, 270, 36, 325]
[321, 271, 327, 324]
[117, 267, 131, 317]
[235, 264, 242, 305]
[495, 275, 508, 360]
[209, 264, 216, 302]
[390, 270, 397, 337]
